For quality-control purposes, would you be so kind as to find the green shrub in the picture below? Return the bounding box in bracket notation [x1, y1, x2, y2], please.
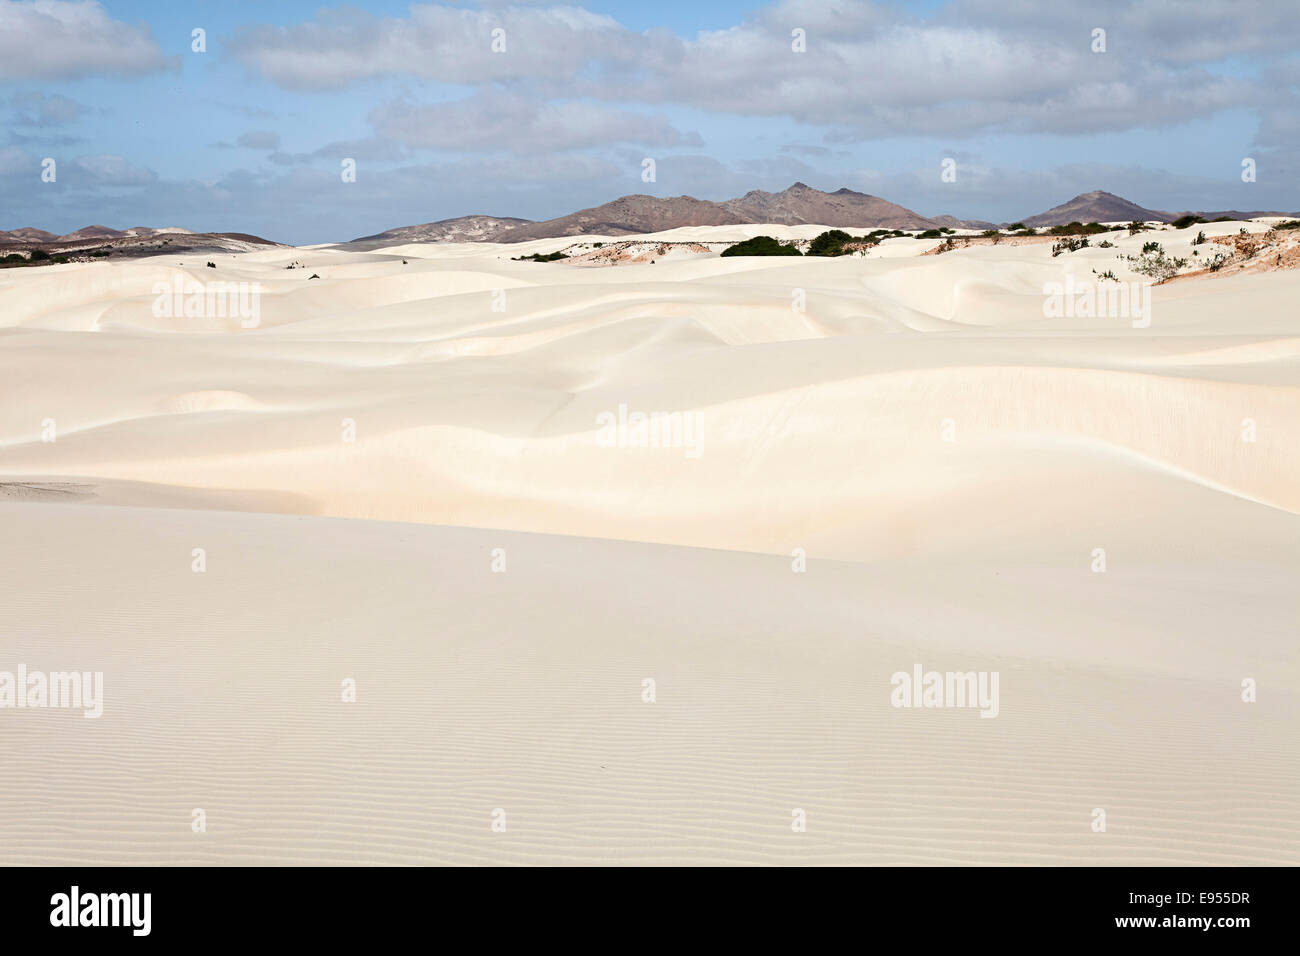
[1172, 215, 1206, 229]
[807, 229, 853, 256]
[1049, 221, 1109, 236]
[719, 236, 802, 257]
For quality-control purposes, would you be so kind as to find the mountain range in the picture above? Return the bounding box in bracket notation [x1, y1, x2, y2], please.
[0, 225, 194, 243]
[352, 185, 1297, 244]
[354, 182, 988, 243]
[8, 187, 1297, 252]
[0, 225, 282, 257]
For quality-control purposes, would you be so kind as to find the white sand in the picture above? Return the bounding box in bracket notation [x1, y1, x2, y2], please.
[1, 225, 1297, 864]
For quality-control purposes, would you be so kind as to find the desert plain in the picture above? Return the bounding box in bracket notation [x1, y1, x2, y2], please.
[1, 221, 1297, 864]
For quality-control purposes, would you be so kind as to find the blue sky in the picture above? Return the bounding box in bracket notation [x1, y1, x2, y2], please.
[2, 0, 1297, 243]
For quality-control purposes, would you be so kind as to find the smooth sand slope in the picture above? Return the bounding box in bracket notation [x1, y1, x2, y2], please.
[1, 224, 1297, 864]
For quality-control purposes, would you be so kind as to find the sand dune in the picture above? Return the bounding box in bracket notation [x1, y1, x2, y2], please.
[1, 224, 1297, 864]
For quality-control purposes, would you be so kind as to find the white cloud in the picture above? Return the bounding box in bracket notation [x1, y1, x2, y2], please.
[368, 93, 702, 154]
[226, 1, 1298, 140]
[229, 3, 634, 90]
[0, 0, 176, 80]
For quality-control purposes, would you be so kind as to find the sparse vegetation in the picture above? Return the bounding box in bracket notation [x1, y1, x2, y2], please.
[512, 250, 569, 262]
[1171, 215, 1206, 230]
[1051, 236, 1090, 256]
[1127, 244, 1189, 281]
[1193, 231, 1207, 245]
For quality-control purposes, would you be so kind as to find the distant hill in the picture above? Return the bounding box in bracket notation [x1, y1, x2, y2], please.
[0, 224, 281, 257]
[1017, 190, 1300, 227]
[931, 214, 998, 231]
[717, 182, 937, 230]
[55, 225, 128, 241]
[355, 215, 532, 244]
[1020, 190, 1170, 226]
[490, 195, 748, 242]
[0, 227, 59, 242]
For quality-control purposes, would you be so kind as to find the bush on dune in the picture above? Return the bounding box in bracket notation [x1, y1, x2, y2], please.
[807, 229, 853, 256]
[720, 235, 802, 257]
[1048, 221, 1110, 236]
